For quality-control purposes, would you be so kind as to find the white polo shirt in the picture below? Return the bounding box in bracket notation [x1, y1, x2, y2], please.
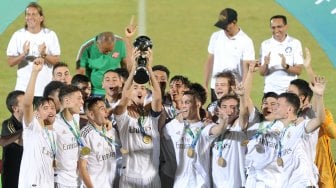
[208, 29, 255, 87]
[7, 28, 61, 97]
[260, 35, 303, 94]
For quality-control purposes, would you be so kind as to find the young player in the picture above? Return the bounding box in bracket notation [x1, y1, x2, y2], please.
[18, 58, 57, 187]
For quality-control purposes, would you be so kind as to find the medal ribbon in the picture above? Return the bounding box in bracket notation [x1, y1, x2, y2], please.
[183, 120, 204, 149]
[253, 120, 276, 140]
[44, 128, 57, 159]
[91, 124, 120, 148]
[137, 106, 150, 138]
[60, 113, 84, 148]
[277, 123, 294, 159]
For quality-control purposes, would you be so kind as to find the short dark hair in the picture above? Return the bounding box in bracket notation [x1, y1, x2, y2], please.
[289, 79, 313, 102]
[36, 97, 55, 110]
[170, 75, 191, 89]
[218, 94, 240, 108]
[58, 85, 81, 103]
[270, 15, 287, 25]
[103, 68, 129, 81]
[71, 74, 91, 86]
[152, 65, 170, 78]
[43, 81, 65, 98]
[53, 62, 69, 75]
[6, 90, 25, 113]
[278, 92, 301, 114]
[187, 83, 207, 105]
[84, 97, 104, 112]
[262, 92, 278, 102]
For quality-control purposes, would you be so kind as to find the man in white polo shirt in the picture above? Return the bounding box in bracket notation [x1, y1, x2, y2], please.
[259, 15, 304, 94]
[204, 8, 255, 102]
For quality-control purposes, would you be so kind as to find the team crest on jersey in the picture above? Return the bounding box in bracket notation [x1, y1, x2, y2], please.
[285, 46, 292, 54]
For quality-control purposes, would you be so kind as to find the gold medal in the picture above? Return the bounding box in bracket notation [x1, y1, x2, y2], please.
[80, 146, 91, 156]
[52, 159, 57, 168]
[187, 148, 195, 158]
[241, 139, 249, 146]
[120, 148, 129, 155]
[277, 157, 284, 167]
[217, 157, 226, 167]
[143, 135, 152, 144]
[255, 143, 265, 153]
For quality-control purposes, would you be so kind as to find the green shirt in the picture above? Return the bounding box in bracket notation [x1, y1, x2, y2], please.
[79, 36, 126, 95]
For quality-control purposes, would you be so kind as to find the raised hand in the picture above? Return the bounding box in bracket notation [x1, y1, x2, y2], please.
[310, 76, 326, 96]
[32, 57, 44, 72]
[264, 52, 271, 65]
[23, 41, 30, 56]
[233, 82, 245, 96]
[279, 53, 287, 69]
[125, 15, 137, 38]
[38, 42, 46, 55]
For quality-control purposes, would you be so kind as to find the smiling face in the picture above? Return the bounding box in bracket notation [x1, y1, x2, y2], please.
[219, 98, 239, 124]
[270, 18, 288, 42]
[37, 100, 56, 125]
[215, 77, 231, 99]
[181, 94, 199, 120]
[88, 100, 108, 126]
[169, 80, 188, 104]
[261, 96, 277, 121]
[131, 82, 147, 105]
[53, 66, 72, 85]
[25, 6, 43, 31]
[102, 71, 123, 97]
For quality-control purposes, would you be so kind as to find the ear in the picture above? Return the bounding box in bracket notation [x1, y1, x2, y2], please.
[86, 110, 94, 120]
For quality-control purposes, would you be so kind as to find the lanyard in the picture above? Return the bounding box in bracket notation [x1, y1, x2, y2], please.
[91, 124, 120, 148]
[252, 120, 276, 140]
[60, 113, 84, 147]
[183, 120, 204, 149]
[137, 107, 149, 137]
[277, 123, 294, 158]
[44, 127, 56, 159]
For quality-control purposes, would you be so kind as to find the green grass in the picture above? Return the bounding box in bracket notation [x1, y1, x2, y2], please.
[0, 0, 335, 156]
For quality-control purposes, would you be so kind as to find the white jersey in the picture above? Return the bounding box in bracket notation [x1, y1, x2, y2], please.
[260, 35, 303, 94]
[115, 111, 161, 187]
[212, 123, 247, 188]
[245, 120, 284, 188]
[80, 124, 118, 188]
[18, 117, 55, 188]
[280, 120, 317, 187]
[53, 113, 81, 187]
[6, 28, 61, 97]
[164, 119, 216, 188]
[208, 29, 255, 87]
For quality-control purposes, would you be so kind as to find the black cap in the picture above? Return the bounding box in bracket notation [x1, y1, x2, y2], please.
[214, 8, 238, 29]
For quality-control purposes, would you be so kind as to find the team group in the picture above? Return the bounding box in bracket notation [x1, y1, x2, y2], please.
[1, 2, 335, 188]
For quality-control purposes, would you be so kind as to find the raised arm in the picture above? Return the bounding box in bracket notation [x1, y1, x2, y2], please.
[146, 49, 162, 112]
[23, 57, 44, 126]
[244, 61, 258, 115]
[306, 76, 326, 133]
[123, 15, 137, 72]
[210, 111, 229, 137]
[114, 49, 138, 115]
[235, 83, 249, 130]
